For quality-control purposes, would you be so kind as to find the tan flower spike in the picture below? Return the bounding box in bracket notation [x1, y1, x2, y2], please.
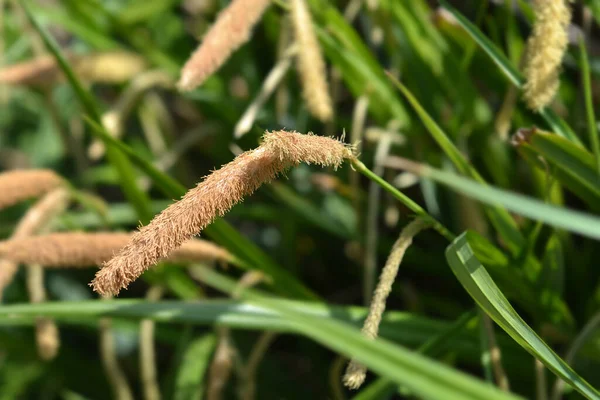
[91, 130, 354, 296]
[0, 169, 64, 211]
[522, 0, 572, 111]
[178, 0, 272, 91]
[0, 232, 232, 267]
[343, 218, 430, 389]
[290, 0, 333, 122]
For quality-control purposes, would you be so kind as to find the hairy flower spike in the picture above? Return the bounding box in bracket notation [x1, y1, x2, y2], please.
[178, 0, 272, 91]
[343, 218, 429, 389]
[523, 0, 572, 111]
[0, 232, 232, 267]
[91, 130, 353, 296]
[0, 169, 64, 211]
[290, 0, 333, 122]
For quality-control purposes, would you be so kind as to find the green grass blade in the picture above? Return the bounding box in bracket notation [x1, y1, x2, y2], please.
[579, 38, 600, 176]
[268, 183, 356, 239]
[317, 29, 409, 125]
[117, 0, 179, 25]
[445, 233, 600, 400]
[387, 76, 525, 251]
[248, 296, 522, 400]
[416, 163, 600, 240]
[439, 0, 580, 145]
[173, 333, 216, 400]
[518, 131, 600, 210]
[0, 299, 500, 357]
[354, 309, 478, 399]
[22, 2, 153, 222]
[352, 379, 395, 400]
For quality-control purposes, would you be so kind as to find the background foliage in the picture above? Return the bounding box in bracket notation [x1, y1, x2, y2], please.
[1, 0, 600, 399]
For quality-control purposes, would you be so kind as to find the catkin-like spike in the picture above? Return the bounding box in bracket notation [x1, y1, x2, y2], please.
[0, 188, 70, 298]
[177, 0, 272, 91]
[0, 52, 147, 86]
[0, 232, 232, 267]
[522, 0, 572, 111]
[92, 130, 353, 296]
[0, 169, 64, 211]
[290, 0, 333, 122]
[343, 218, 429, 390]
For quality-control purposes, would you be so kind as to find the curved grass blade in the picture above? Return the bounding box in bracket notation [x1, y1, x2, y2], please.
[517, 131, 600, 211]
[438, 0, 580, 145]
[445, 233, 600, 400]
[387, 76, 525, 252]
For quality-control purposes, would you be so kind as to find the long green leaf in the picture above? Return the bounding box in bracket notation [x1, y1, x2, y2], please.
[579, 39, 600, 176]
[445, 233, 599, 400]
[417, 164, 600, 240]
[439, 0, 581, 145]
[22, 2, 152, 223]
[518, 131, 600, 211]
[0, 299, 507, 360]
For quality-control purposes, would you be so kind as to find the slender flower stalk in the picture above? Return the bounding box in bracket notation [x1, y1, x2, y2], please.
[139, 285, 164, 400]
[522, 0, 572, 111]
[343, 218, 429, 389]
[0, 169, 64, 211]
[177, 0, 272, 91]
[92, 130, 354, 296]
[290, 0, 333, 121]
[0, 232, 232, 267]
[99, 317, 135, 400]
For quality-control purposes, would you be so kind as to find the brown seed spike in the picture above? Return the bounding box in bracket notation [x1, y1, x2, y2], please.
[0, 232, 232, 267]
[177, 0, 272, 91]
[0, 169, 64, 211]
[91, 130, 354, 296]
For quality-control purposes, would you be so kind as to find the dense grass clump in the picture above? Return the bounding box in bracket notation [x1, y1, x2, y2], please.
[0, 1, 599, 399]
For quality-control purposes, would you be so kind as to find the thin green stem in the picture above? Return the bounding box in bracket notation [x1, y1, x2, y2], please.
[351, 158, 455, 241]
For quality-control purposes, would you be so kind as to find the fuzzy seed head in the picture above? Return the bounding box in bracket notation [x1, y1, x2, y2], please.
[523, 0, 572, 111]
[178, 0, 272, 91]
[0, 232, 232, 267]
[290, 0, 333, 122]
[91, 130, 353, 296]
[0, 169, 64, 211]
[343, 219, 429, 390]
